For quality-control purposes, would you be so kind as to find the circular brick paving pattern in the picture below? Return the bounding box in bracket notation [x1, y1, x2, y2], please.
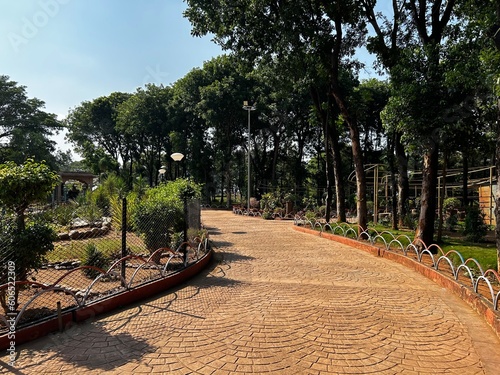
[1, 210, 500, 374]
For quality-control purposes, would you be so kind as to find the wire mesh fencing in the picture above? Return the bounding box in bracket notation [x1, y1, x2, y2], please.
[0, 197, 205, 334]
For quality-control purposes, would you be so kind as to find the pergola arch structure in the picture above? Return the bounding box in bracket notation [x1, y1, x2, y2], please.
[56, 172, 96, 202]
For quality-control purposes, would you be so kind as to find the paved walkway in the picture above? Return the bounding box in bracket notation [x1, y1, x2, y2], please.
[1, 210, 500, 374]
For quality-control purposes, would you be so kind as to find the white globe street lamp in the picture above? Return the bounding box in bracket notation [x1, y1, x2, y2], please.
[171, 152, 184, 179]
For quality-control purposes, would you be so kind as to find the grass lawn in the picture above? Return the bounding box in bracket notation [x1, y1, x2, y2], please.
[46, 236, 146, 263]
[439, 237, 498, 272]
[323, 222, 498, 272]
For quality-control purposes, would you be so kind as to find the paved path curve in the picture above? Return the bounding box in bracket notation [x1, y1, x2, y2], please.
[2, 210, 500, 374]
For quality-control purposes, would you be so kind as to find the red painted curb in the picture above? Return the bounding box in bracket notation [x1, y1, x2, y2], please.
[293, 225, 500, 340]
[0, 250, 213, 351]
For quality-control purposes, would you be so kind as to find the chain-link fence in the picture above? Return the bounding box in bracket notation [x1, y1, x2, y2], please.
[0, 197, 205, 334]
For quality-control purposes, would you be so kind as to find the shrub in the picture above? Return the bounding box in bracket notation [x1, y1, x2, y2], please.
[52, 203, 77, 228]
[262, 211, 274, 220]
[445, 213, 458, 232]
[0, 159, 59, 312]
[403, 213, 417, 230]
[92, 188, 110, 216]
[109, 195, 123, 231]
[82, 243, 109, 279]
[76, 201, 104, 227]
[443, 197, 461, 212]
[133, 201, 180, 251]
[131, 179, 202, 253]
[0, 216, 56, 312]
[305, 210, 316, 221]
[250, 197, 260, 209]
[463, 206, 488, 243]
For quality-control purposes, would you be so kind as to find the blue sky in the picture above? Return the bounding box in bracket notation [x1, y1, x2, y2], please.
[0, 0, 223, 154]
[0, 0, 385, 158]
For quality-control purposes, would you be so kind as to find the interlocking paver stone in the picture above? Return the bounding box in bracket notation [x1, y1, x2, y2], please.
[1, 210, 500, 374]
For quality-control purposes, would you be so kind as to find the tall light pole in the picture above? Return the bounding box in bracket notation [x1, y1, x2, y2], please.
[171, 152, 188, 264]
[243, 101, 256, 213]
[158, 165, 167, 184]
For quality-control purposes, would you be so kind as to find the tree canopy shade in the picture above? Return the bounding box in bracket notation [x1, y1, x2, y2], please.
[0, 75, 65, 170]
[65, 92, 132, 176]
[0, 159, 59, 311]
[0, 159, 60, 230]
[185, 0, 370, 230]
[117, 84, 174, 187]
[466, 0, 500, 271]
[362, 0, 468, 246]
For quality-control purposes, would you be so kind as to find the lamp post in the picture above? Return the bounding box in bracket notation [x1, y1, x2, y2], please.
[242, 101, 256, 214]
[171, 152, 188, 264]
[158, 165, 167, 183]
[171, 152, 184, 179]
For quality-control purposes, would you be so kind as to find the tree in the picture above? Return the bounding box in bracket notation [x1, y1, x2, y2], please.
[170, 67, 215, 199]
[117, 85, 173, 187]
[193, 55, 254, 206]
[471, 0, 500, 270]
[0, 159, 60, 230]
[65, 92, 132, 178]
[364, 0, 461, 246]
[0, 159, 60, 312]
[0, 75, 64, 169]
[251, 60, 314, 199]
[185, 0, 369, 230]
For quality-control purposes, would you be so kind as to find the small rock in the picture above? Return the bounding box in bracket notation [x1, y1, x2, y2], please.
[58, 232, 70, 241]
[69, 230, 81, 240]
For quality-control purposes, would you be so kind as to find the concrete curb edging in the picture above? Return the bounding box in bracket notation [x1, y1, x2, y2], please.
[293, 225, 500, 340]
[0, 250, 213, 351]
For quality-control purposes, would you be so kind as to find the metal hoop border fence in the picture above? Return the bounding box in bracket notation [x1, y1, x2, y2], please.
[292, 216, 500, 311]
[0, 237, 212, 333]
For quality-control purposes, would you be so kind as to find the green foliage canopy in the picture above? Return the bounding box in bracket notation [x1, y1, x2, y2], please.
[0, 159, 60, 226]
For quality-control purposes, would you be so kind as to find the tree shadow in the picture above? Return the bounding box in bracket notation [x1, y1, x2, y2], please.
[204, 226, 222, 235]
[220, 252, 255, 263]
[211, 240, 234, 249]
[12, 308, 156, 372]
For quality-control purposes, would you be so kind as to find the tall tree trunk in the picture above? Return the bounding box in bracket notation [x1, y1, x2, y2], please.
[325, 129, 334, 222]
[219, 166, 225, 204]
[327, 101, 346, 223]
[310, 87, 346, 222]
[226, 166, 232, 208]
[437, 152, 448, 243]
[388, 130, 398, 229]
[395, 132, 409, 228]
[496, 133, 500, 272]
[391, 167, 398, 230]
[271, 133, 280, 187]
[493, 0, 500, 272]
[328, 9, 365, 231]
[330, 85, 366, 232]
[350, 124, 368, 233]
[496, 96, 500, 272]
[415, 145, 439, 248]
[462, 153, 469, 207]
[323, 104, 333, 222]
[331, 131, 346, 222]
[310, 87, 333, 220]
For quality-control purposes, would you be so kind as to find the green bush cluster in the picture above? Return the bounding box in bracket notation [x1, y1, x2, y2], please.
[131, 179, 201, 253]
[463, 206, 488, 243]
